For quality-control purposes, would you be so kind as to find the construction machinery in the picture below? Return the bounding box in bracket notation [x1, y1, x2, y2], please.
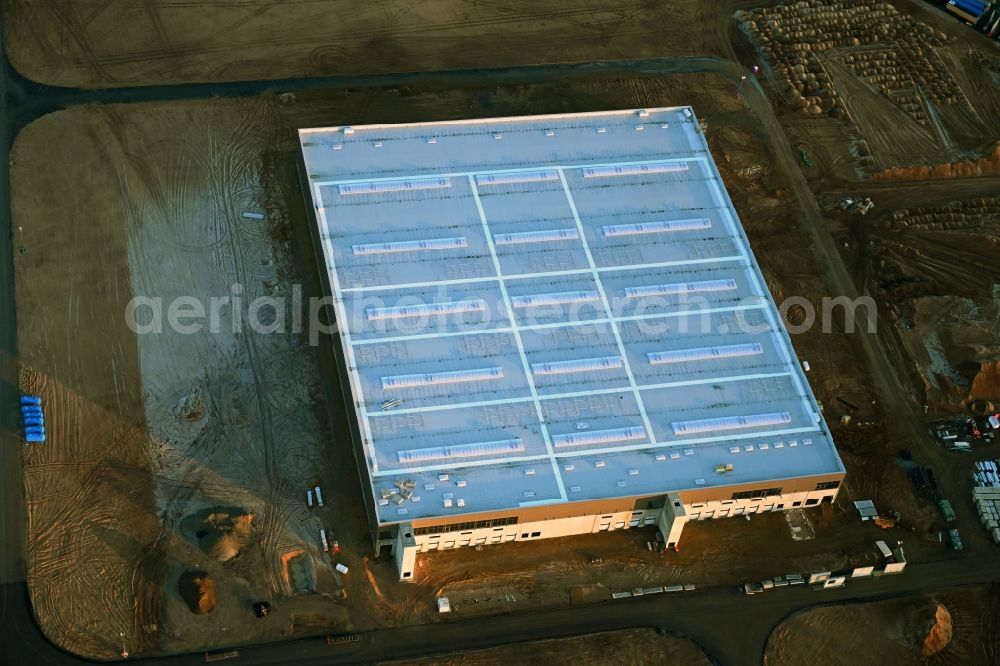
[837, 196, 875, 215]
[874, 515, 897, 529]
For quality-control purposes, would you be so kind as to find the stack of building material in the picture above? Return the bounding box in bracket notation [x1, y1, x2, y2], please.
[972, 460, 1000, 487]
[20, 395, 45, 443]
[972, 461, 1000, 545]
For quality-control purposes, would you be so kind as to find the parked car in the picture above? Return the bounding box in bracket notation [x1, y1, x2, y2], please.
[743, 582, 764, 595]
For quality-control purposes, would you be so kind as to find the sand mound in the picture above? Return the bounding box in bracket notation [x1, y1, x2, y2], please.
[921, 603, 953, 657]
[970, 361, 1000, 402]
[179, 572, 216, 615]
[193, 510, 254, 562]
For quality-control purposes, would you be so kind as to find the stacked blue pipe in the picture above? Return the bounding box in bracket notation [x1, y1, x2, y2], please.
[20, 395, 45, 442]
[952, 0, 986, 18]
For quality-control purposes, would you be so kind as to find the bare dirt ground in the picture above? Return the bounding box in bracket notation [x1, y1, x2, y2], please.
[382, 628, 713, 666]
[4, 0, 751, 88]
[765, 583, 1000, 666]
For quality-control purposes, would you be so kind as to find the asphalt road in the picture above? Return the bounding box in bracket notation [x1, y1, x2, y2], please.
[4, 556, 1000, 666]
[1, 17, 998, 666]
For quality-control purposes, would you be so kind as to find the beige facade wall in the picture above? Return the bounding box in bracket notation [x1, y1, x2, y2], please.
[683, 486, 839, 520]
[412, 506, 662, 555]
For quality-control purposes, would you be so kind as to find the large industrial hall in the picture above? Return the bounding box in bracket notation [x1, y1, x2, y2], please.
[298, 107, 845, 581]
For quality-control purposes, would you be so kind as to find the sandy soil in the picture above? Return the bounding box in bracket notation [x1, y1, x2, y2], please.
[765, 584, 1000, 666]
[4, 0, 749, 88]
[12, 108, 162, 658]
[11, 98, 352, 658]
[382, 628, 713, 666]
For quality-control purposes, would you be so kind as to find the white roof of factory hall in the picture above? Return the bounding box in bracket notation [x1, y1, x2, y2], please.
[299, 108, 844, 526]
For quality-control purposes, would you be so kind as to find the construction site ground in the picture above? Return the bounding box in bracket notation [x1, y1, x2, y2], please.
[7, 0, 1000, 661]
[382, 628, 712, 666]
[765, 583, 1000, 665]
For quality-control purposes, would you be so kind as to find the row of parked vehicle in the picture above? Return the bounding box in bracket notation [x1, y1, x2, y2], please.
[742, 573, 806, 594]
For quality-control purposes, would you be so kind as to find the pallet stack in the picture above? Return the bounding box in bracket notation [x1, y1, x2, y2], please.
[972, 460, 1000, 544]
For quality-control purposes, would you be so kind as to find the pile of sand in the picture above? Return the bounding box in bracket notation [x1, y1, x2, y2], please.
[194, 511, 254, 563]
[921, 603, 953, 657]
[969, 361, 1000, 403]
[179, 572, 216, 615]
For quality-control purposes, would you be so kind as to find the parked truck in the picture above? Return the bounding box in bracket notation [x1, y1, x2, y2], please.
[938, 498, 957, 523]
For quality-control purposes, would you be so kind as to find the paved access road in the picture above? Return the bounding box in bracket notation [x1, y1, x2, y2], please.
[1, 21, 997, 665]
[3, 556, 1000, 666]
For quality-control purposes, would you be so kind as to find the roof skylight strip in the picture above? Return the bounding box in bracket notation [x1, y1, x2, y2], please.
[475, 170, 558, 186]
[381, 366, 504, 390]
[338, 177, 451, 195]
[493, 228, 580, 245]
[624, 279, 737, 299]
[648, 343, 764, 365]
[510, 291, 600, 309]
[581, 162, 689, 178]
[552, 426, 647, 448]
[532, 356, 623, 376]
[671, 412, 792, 436]
[352, 236, 468, 256]
[397, 438, 525, 463]
[366, 299, 487, 321]
[602, 218, 711, 237]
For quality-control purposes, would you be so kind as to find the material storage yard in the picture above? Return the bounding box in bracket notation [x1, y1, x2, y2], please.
[4, 0, 1000, 664]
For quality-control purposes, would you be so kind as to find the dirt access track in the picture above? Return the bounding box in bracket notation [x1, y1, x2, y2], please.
[3, 0, 747, 88]
[384, 628, 713, 666]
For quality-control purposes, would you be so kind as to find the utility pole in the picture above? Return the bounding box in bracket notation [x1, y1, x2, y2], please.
[737, 75, 748, 99]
